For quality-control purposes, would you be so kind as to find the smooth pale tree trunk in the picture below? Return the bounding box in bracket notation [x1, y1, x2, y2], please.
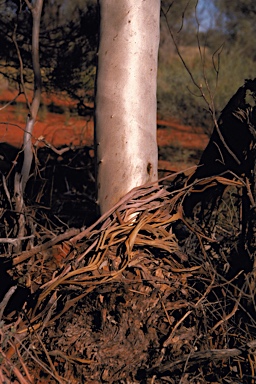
[21, 0, 43, 192]
[95, 0, 160, 214]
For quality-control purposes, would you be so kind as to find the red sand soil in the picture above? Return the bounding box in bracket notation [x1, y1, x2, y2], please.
[0, 89, 209, 172]
[0, 89, 94, 148]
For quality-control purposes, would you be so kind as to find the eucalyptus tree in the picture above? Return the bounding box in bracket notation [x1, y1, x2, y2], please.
[95, 0, 161, 214]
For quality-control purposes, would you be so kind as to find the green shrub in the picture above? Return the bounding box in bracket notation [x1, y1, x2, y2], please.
[157, 49, 255, 135]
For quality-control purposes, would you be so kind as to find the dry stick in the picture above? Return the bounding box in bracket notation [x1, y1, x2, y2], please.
[0, 91, 21, 111]
[2, 174, 12, 208]
[1, 352, 31, 384]
[0, 286, 17, 321]
[148, 348, 242, 376]
[13, 334, 65, 382]
[34, 136, 71, 156]
[211, 289, 243, 332]
[0, 235, 34, 245]
[12, 5, 31, 110]
[0, 121, 25, 132]
[0, 369, 6, 384]
[12, 228, 79, 265]
[15, 347, 34, 384]
[212, 272, 256, 327]
[34, 332, 66, 384]
[163, 310, 192, 348]
[13, 172, 26, 253]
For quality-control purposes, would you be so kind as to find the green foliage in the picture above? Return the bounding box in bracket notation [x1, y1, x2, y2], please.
[158, 0, 256, 134]
[213, 0, 256, 59]
[0, 0, 98, 106]
[157, 47, 256, 135]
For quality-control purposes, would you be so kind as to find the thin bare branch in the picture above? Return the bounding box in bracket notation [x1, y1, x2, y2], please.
[11, 3, 31, 111]
[177, 0, 193, 33]
[0, 286, 17, 321]
[0, 91, 22, 111]
[21, 0, 44, 192]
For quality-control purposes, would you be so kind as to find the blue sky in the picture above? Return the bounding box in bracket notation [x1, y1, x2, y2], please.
[197, 0, 218, 31]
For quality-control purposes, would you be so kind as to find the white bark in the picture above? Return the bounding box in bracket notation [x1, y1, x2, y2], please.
[21, 0, 43, 192]
[95, 0, 160, 214]
[13, 0, 43, 253]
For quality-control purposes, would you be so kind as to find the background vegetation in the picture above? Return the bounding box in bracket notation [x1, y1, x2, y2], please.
[158, 0, 256, 133]
[0, 0, 256, 133]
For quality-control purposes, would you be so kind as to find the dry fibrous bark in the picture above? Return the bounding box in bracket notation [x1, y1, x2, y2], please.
[190, 78, 256, 181]
[184, 78, 256, 223]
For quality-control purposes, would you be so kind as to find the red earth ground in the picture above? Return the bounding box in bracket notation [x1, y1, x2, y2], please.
[0, 88, 209, 172]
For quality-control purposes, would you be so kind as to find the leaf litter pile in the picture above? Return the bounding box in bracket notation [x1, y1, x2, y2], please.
[1, 80, 256, 383]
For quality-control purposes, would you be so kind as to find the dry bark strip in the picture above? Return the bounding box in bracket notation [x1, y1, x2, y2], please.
[143, 347, 243, 377]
